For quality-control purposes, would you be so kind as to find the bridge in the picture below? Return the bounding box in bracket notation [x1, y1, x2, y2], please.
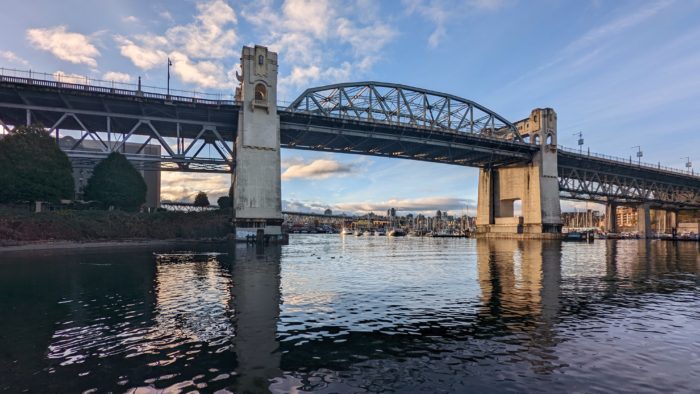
[0, 45, 698, 238]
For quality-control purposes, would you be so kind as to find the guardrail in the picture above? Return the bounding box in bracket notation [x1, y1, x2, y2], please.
[0, 67, 238, 106]
[558, 145, 696, 177]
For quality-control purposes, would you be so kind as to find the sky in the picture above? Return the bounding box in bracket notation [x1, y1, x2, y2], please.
[1, 0, 699, 216]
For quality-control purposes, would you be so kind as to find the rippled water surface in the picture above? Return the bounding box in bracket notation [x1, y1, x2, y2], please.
[1, 237, 699, 393]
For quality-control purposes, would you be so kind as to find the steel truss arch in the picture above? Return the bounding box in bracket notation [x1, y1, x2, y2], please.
[287, 82, 523, 142]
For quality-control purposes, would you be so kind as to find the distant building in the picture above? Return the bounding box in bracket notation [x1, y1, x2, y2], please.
[58, 136, 161, 208]
[324, 208, 332, 216]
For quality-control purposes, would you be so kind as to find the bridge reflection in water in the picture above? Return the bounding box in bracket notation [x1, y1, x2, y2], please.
[0, 238, 698, 392]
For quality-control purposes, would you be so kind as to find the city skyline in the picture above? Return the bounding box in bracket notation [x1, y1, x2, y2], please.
[1, 0, 699, 215]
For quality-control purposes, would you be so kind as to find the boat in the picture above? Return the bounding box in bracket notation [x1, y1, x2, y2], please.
[388, 228, 406, 237]
[376, 228, 386, 236]
[353, 229, 363, 236]
[340, 227, 353, 235]
[363, 230, 374, 236]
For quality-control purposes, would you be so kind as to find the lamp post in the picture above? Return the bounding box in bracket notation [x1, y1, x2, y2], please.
[682, 156, 692, 174]
[573, 132, 584, 153]
[632, 146, 643, 165]
[167, 57, 172, 97]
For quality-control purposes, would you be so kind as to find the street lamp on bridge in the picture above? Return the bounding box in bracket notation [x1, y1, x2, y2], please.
[632, 146, 643, 165]
[573, 131, 584, 153]
[167, 57, 172, 97]
[682, 156, 692, 174]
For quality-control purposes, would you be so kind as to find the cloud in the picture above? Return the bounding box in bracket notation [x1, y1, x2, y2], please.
[0, 50, 29, 67]
[114, 0, 238, 88]
[334, 196, 474, 214]
[26, 26, 99, 67]
[282, 158, 356, 180]
[115, 35, 169, 70]
[165, 0, 238, 59]
[52, 70, 88, 84]
[102, 71, 131, 83]
[169, 52, 227, 89]
[283, 196, 477, 215]
[123, 15, 139, 23]
[403, 0, 510, 48]
[564, 0, 672, 54]
[161, 173, 230, 202]
[242, 0, 398, 97]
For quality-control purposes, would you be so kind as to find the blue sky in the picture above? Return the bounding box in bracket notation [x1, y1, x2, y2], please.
[1, 0, 699, 215]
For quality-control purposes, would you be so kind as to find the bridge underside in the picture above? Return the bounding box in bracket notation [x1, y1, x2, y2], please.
[279, 112, 535, 167]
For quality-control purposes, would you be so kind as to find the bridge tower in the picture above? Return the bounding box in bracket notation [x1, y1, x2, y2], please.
[476, 108, 562, 237]
[232, 45, 283, 239]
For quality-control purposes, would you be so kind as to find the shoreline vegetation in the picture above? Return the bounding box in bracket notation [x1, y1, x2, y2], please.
[0, 208, 233, 250]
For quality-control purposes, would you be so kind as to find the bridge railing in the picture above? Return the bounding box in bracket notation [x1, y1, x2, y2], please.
[558, 145, 696, 177]
[0, 67, 238, 106]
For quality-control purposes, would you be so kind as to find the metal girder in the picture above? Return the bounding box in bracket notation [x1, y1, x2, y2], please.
[0, 105, 234, 174]
[286, 82, 523, 142]
[558, 166, 700, 208]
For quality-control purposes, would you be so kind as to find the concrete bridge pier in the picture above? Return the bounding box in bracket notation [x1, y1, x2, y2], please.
[605, 202, 618, 233]
[232, 45, 283, 240]
[476, 108, 562, 238]
[637, 203, 651, 238]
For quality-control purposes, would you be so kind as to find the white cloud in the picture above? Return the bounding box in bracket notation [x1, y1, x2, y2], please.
[243, 0, 398, 96]
[165, 0, 238, 59]
[161, 173, 230, 202]
[282, 158, 357, 180]
[334, 196, 473, 214]
[102, 71, 131, 83]
[114, 0, 238, 89]
[115, 35, 168, 70]
[565, 0, 672, 54]
[53, 70, 88, 84]
[123, 15, 139, 23]
[403, 0, 510, 48]
[26, 26, 99, 67]
[0, 50, 29, 67]
[169, 52, 227, 89]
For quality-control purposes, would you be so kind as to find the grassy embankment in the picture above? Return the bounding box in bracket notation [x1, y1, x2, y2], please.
[0, 206, 232, 245]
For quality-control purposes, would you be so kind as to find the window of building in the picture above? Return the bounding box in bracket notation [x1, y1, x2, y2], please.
[258, 55, 264, 65]
[255, 83, 266, 101]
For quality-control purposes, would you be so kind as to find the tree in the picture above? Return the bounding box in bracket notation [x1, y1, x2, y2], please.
[216, 185, 233, 210]
[0, 125, 75, 203]
[217, 196, 232, 210]
[84, 152, 146, 211]
[194, 191, 210, 207]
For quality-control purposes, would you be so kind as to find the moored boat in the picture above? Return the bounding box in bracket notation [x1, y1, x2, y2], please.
[388, 228, 406, 237]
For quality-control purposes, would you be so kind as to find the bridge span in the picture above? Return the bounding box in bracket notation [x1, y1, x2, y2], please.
[1, 45, 698, 238]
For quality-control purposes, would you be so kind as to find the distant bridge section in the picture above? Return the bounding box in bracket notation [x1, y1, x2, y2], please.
[558, 147, 700, 208]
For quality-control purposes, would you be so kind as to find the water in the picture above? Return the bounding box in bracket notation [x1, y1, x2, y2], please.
[1, 237, 698, 393]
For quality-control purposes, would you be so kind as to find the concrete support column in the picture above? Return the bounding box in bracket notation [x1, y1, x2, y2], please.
[669, 210, 677, 229]
[637, 203, 651, 238]
[233, 45, 283, 239]
[476, 168, 494, 231]
[605, 203, 618, 233]
[475, 108, 562, 237]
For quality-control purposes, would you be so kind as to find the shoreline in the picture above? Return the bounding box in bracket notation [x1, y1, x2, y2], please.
[0, 238, 231, 253]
